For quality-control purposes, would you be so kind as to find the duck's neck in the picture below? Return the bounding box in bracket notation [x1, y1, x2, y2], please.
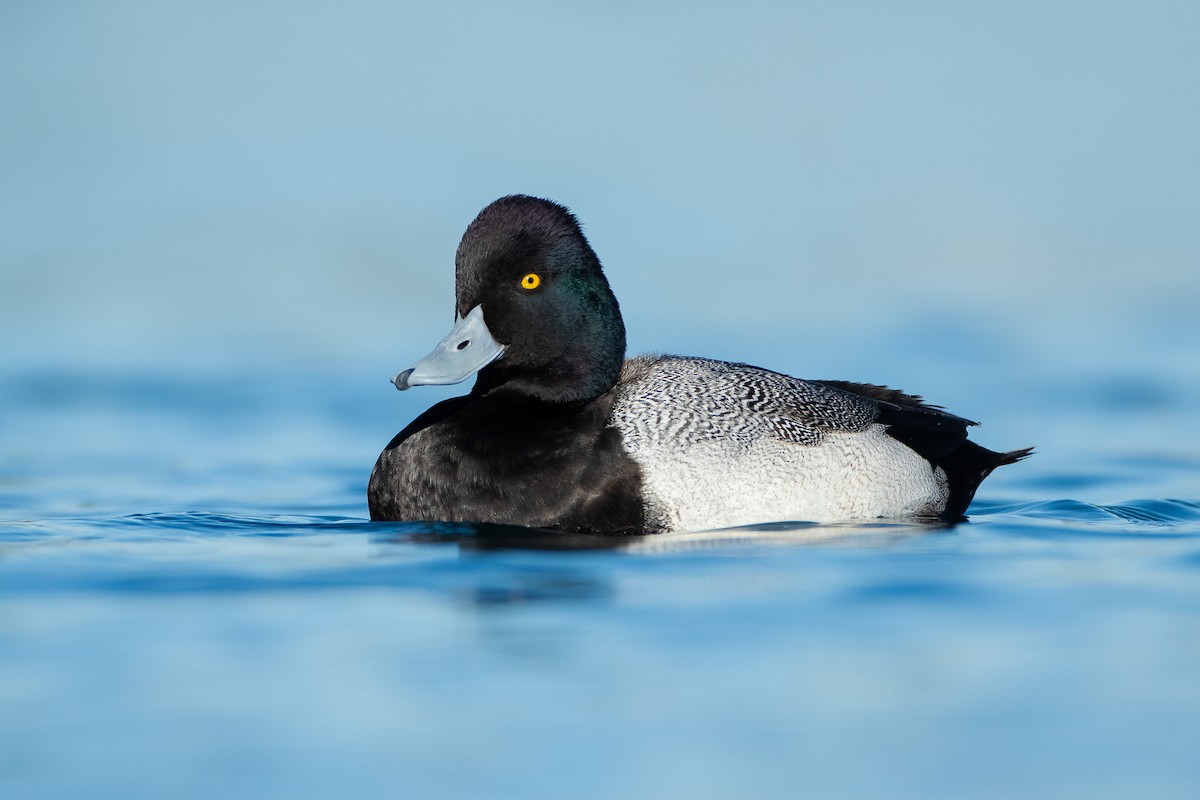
[473, 317, 626, 405]
[473, 350, 623, 405]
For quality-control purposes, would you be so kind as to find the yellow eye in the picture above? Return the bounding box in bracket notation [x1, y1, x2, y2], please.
[520, 273, 541, 290]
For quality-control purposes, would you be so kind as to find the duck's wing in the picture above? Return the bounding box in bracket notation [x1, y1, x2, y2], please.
[615, 356, 880, 447]
[811, 379, 977, 436]
[646, 357, 1031, 511]
[615, 355, 1031, 525]
[809, 380, 930, 408]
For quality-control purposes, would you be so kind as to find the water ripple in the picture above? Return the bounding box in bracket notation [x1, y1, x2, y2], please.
[976, 498, 1200, 531]
[5, 498, 1200, 555]
[107, 511, 372, 535]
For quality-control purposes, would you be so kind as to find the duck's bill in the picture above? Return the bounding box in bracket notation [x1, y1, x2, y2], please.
[392, 304, 506, 391]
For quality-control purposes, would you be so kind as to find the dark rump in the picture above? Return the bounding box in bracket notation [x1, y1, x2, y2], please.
[900, 434, 1034, 520]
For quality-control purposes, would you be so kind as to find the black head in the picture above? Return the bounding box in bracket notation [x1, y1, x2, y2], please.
[454, 195, 626, 404]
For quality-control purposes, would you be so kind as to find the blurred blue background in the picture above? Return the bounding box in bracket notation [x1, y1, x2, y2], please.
[3, 3, 1200, 799]
[4, 1, 1196, 375]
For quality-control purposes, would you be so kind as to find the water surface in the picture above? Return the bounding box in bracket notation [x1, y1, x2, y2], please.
[2, 352, 1198, 800]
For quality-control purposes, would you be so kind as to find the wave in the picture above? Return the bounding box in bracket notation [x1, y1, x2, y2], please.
[3, 498, 1198, 558]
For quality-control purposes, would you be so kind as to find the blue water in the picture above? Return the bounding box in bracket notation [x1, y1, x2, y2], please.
[5, 2, 1200, 797]
[3, 340, 1199, 799]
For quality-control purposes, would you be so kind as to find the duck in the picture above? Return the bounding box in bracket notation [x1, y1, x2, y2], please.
[368, 195, 1031, 534]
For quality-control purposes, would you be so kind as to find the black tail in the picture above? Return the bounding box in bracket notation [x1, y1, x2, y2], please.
[936, 443, 1034, 521]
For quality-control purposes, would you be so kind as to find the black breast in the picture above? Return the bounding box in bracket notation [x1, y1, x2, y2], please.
[367, 391, 649, 534]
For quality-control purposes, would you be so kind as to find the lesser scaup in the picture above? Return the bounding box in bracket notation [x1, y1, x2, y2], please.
[368, 195, 1031, 533]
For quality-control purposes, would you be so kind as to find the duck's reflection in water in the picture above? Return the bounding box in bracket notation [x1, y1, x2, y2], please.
[376, 518, 943, 554]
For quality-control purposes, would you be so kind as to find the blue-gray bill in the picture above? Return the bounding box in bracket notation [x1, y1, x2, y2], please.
[392, 304, 506, 391]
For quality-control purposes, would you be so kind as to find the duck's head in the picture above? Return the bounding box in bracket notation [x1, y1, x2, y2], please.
[392, 195, 626, 404]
